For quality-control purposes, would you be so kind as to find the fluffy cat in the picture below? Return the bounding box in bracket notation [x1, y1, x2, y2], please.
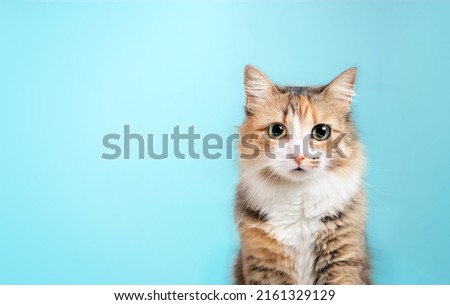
[234, 65, 370, 285]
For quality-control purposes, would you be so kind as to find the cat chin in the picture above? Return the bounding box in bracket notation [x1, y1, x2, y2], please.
[271, 167, 317, 183]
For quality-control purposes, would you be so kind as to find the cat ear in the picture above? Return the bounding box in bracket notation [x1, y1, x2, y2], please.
[323, 67, 357, 104]
[244, 65, 277, 114]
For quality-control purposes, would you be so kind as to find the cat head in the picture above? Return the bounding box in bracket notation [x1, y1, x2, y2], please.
[239, 65, 363, 183]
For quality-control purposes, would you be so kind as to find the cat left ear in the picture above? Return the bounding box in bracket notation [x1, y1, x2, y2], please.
[244, 65, 277, 115]
[323, 67, 357, 104]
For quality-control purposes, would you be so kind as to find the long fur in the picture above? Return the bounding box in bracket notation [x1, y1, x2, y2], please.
[234, 66, 371, 285]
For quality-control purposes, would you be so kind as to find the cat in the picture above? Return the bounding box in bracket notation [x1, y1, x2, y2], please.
[234, 65, 370, 285]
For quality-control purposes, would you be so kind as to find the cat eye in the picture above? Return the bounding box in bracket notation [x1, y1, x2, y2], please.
[311, 124, 331, 141]
[267, 123, 287, 139]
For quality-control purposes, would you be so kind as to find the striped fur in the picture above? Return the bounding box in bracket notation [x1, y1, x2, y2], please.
[234, 66, 370, 285]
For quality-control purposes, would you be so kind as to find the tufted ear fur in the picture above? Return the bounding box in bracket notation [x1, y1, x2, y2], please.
[244, 65, 278, 115]
[323, 67, 357, 105]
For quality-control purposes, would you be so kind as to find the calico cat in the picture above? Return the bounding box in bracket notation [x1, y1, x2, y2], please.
[234, 66, 370, 285]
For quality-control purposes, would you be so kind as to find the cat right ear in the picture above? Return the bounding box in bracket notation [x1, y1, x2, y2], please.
[244, 65, 277, 115]
[323, 67, 357, 104]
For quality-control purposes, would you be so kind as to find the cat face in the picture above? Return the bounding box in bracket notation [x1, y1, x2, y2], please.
[239, 66, 361, 183]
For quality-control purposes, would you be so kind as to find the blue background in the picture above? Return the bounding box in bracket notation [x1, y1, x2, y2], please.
[1, 0, 449, 284]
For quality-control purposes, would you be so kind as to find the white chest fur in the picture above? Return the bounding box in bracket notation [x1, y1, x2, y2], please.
[269, 202, 321, 284]
[240, 170, 361, 284]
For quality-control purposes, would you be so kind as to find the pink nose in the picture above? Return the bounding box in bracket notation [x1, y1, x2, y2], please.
[294, 155, 305, 166]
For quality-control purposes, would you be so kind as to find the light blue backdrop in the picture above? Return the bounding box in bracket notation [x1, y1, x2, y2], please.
[1, 1, 449, 284]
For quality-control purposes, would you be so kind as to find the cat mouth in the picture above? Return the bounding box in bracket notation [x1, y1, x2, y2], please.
[292, 167, 304, 172]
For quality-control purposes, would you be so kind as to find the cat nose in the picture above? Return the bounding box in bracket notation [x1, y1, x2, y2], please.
[294, 154, 305, 166]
